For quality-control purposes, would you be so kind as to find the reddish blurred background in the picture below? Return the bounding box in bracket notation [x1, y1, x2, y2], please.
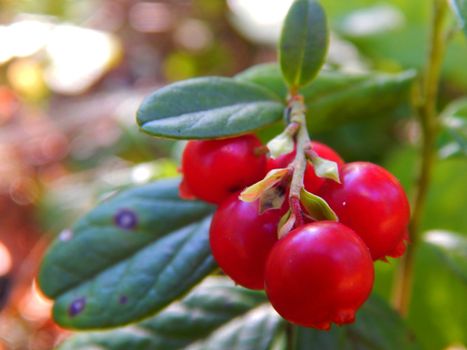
[0, 0, 287, 348]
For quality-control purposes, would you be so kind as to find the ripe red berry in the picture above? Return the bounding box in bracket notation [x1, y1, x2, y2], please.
[318, 162, 410, 260]
[265, 221, 374, 329]
[209, 194, 285, 290]
[267, 141, 344, 193]
[180, 135, 267, 204]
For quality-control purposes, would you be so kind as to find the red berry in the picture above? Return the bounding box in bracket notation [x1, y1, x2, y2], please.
[265, 222, 374, 329]
[209, 194, 285, 290]
[267, 141, 344, 193]
[180, 135, 267, 204]
[318, 162, 410, 260]
[209, 195, 284, 290]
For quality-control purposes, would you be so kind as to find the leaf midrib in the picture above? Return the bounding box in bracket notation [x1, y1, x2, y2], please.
[288, 0, 311, 87]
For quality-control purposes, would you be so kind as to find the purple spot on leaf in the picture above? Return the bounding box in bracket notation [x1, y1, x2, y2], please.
[69, 297, 86, 317]
[119, 295, 128, 304]
[114, 209, 138, 230]
[59, 229, 73, 241]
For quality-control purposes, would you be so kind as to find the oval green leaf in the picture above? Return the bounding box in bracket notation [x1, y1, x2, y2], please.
[58, 277, 283, 350]
[39, 179, 215, 329]
[236, 64, 288, 100]
[236, 63, 416, 133]
[294, 295, 420, 350]
[279, 0, 329, 88]
[136, 77, 284, 140]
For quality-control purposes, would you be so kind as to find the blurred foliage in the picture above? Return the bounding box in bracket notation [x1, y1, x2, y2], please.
[373, 148, 467, 350]
[437, 98, 467, 159]
[57, 277, 281, 350]
[294, 294, 420, 350]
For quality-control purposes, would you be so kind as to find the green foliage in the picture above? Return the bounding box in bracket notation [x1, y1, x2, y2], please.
[136, 77, 283, 140]
[410, 242, 467, 350]
[39, 179, 215, 329]
[237, 63, 415, 133]
[424, 230, 467, 284]
[438, 98, 467, 159]
[135, 62, 415, 161]
[294, 295, 420, 350]
[331, 0, 467, 89]
[450, 0, 467, 38]
[374, 149, 467, 350]
[58, 279, 419, 350]
[57, 277, 282, 350]
[279, 0, 329, 88]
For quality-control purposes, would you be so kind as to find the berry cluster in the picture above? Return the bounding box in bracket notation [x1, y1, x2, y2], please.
[180, 134, 410, 330]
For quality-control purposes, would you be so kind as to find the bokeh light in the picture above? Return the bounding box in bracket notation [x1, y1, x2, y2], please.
[0, 243, 12, 276]
[227, 0, 293, 44]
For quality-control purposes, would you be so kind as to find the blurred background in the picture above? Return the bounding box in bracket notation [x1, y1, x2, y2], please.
[0, 0, 465, 349]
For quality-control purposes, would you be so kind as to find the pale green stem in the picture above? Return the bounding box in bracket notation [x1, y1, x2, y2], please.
[391, 0, 448, 315]
[288, 97, 310, 228]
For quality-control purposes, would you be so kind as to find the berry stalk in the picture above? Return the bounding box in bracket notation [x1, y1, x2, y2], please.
[287, 95, 310, 229]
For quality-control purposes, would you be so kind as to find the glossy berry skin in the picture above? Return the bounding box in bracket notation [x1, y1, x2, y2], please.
[180, 135, 267, 204]
[210, 194, 285, 290]
[265, 222, 374, 329]
[267, 141, 344, 193]
[318, 162, 410, 260]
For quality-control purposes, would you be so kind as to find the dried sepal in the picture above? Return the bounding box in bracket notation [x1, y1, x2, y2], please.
[239, 168, 290, 202]
[277, 209, 296, 239]
[259, 184, 287, 214]
[267, 122, 299, 159]
[307, 150, 341, 183]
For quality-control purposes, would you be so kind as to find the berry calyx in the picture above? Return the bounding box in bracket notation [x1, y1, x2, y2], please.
[209, 194, 285, 290]
[265, 221, 374, 329]
[318, 162, 410, 260]
[267, 141, 344, 193]
[180, 135, 267, 204]
[386, 229, 409, 259]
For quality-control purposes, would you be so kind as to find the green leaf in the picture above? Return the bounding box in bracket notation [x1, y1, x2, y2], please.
[38, 179, 216, 329]
[438, 98, 467, 159]
[294, 295, 420, 350]
[188, 305, 282, 350]
[299, 71, 414, 131]
[236, 64, 288, 100]
[38, 160, 179, 233]
[136, 77, 284, 140]
[279, 0, 329, 88]
[58, 277, 283, 350]
[236, 64, 416, 133]
[424, 230, 467, 284]
[449, 0, 467, 38]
